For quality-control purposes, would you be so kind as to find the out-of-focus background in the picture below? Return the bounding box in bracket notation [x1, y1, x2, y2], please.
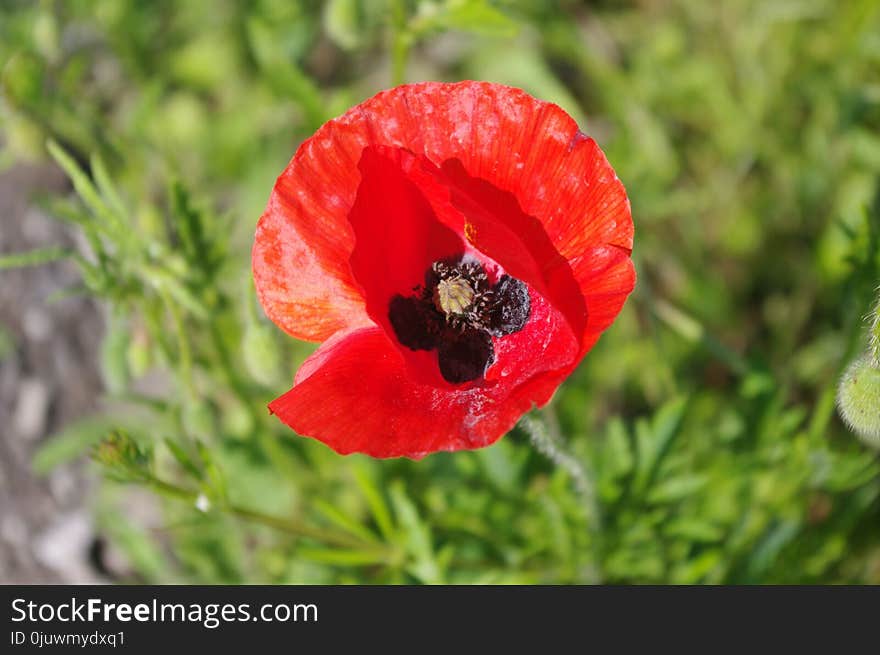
[1, 0, 879, 584]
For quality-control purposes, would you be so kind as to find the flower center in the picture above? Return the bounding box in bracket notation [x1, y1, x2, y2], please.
[434, 277, 475, 316]
[388, 256, 531, 384]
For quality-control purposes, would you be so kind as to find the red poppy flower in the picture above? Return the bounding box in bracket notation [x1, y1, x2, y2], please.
[253, 81, 634, 459]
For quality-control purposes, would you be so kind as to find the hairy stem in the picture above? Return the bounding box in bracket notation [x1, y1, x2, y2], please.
[520, 412, 599, 521]
[520, 409, 603, 583]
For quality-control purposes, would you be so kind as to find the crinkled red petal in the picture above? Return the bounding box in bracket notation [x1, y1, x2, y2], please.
[347, 145, 464, 388]
[253, 81, 633, 343]
[269, 326, 572, 459]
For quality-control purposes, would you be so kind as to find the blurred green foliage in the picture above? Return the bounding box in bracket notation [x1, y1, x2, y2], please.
[2, 0, 880, 583]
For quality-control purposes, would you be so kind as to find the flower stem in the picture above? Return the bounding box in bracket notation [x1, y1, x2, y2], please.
[389, 0, 410, 85]
[520, 409, 603, 582]
[145, 473, 387, 552]
[520, 411, 599, 521]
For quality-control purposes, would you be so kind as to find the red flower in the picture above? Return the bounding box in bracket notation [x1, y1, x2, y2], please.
[252, 81, 634, 458]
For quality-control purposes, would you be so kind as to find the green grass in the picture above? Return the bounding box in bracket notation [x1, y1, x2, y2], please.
[2, 0, 879, 583]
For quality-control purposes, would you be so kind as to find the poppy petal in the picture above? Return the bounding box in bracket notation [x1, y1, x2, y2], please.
[269, 326, 569, 458]
[347, 145, 467, 387]
[575, 245, 637, 336]
[356, 82, 633, 255]
[252, 125, 371, 341]
[254, 82, 632, 345]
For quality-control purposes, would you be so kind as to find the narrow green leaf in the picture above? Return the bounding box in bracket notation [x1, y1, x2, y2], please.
[747, 520, 801, 580]
[245, 18, 326, 130]
[47, 140, 122, 237]
[164, 438, 204, 481]
[90, 152, 128, 220]
[32, 417, 122, 474]
[476, 438, 522, 494]
[314, 499, 379, 544]
[195, 441, 228, 503]
[647, 474, 709, 504]
[431, 0, 518, 38]
[297, 546, 389, 566]
[323, 0, 361, 50]
[389, 481, 440, 583]
[100, 318, 131, 394]
[144, 266, 209, 319]
[604, 417, 634, 477]
[0, 247, 72, 270]
[353, 463, 395, 540]
[664, 519, 724, 543]
[633, 396, 688, 493]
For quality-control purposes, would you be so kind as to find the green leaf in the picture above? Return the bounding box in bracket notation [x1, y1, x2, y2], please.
[245, 18, 326, 130]
[314, 499, 379, 544]
[0, 247, 73, 270]
[100, 318, 131, 394]
[323, 0, 361, 50]
[389, 481, 440, 583]
[633, 396, 688, 493]
[476, 438, 523, 494]
[195, 441, 228, 503]
[353, 463, 395, 540]
[671, 550, 723, 584]
[427, 0, 518, 38]
[144, 266, 209, 319]
[90, 152, 127, 220]
[46, 140, 125, 239]
[663, 518, 724, 543]
[647, 474, 709, 504]
[297, 546, 389, 566]
[32, 417, 121, 474]
[41, 198, 107, 265]
[164, 438, 204, 481]
[746, 520, 801, 581]
[604, 417, 634, 477]
[170, 181, 211, 270]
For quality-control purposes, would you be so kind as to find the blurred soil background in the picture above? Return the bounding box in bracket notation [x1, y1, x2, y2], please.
[0, 162, 103, 582]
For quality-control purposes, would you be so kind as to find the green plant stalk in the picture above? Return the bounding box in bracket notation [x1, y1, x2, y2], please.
[207, 320, 259, 423]
[160, 289, 195, 397]
[389, 0, 410, 85]
[144, 473, 388, 553]
[519, 409, 603, 583]
[653, 298, 750, 376]
[0, 246, 74, 270]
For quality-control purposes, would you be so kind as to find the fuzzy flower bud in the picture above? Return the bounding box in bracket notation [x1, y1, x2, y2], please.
[837, 355, 880, 449]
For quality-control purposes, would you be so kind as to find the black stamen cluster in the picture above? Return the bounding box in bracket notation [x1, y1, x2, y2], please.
[389, 256, 531, 384]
